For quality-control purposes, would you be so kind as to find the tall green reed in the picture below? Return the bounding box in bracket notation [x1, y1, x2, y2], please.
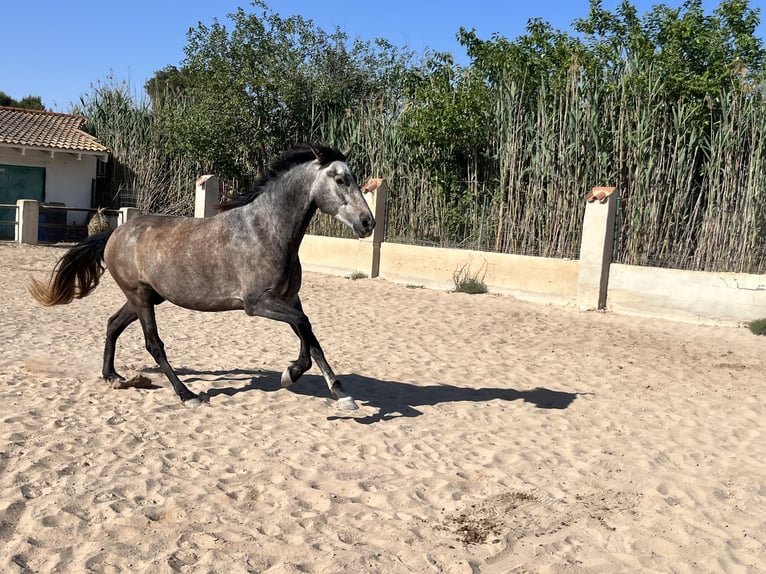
[76, 68, 766, 274]
[74, 80, 197, 216]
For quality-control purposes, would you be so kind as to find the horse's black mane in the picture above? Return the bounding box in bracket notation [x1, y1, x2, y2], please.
[219, 143, 347, 211]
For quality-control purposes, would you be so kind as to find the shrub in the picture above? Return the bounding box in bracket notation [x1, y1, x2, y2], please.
[453, 263, 488, 294]
[748, 318, 766, 335]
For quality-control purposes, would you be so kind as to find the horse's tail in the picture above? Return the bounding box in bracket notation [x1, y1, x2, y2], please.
[29, 230, 114, 306]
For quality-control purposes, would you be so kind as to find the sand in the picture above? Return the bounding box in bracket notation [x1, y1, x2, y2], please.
[0, 241, 764, 573]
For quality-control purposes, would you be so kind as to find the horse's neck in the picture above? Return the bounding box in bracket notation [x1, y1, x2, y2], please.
[241, 181, 316, 249]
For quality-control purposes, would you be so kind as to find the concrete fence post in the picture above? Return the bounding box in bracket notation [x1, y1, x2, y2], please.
[195, 175, 220, 218]
[577, 187, 618, 310]
[16, 199, 39, 245]
[360, 178, 389, 278]
[118, 207, 141, 226]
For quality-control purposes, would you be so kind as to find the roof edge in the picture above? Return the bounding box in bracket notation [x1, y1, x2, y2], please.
[0, 105, 87, 122]
[0, 142, 109, 161]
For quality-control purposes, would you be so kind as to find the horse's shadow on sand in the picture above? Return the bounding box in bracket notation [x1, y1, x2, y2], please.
[175, 368, 582, 424]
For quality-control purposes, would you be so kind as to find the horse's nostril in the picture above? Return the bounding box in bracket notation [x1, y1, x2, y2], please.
[364, 217, 375, 230]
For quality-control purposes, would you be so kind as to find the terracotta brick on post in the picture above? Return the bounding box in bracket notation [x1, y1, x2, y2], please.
[195, 175, 220, 218]
[16, 199, 39, 245]
[577, 187, 618, 310]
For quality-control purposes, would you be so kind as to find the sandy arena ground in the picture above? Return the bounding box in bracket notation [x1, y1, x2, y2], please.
[0, 241, 764, 573]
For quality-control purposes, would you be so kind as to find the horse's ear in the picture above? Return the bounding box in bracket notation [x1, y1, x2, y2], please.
[342, 145, 353, 161]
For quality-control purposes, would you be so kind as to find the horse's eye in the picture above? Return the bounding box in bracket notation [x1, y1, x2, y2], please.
[334, 176, 345, 186]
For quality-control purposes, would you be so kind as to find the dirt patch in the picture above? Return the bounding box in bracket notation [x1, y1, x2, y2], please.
[447, 489, 638, 546]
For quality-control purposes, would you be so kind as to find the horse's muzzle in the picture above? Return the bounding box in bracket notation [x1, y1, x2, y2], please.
[356, 215, 375, 238]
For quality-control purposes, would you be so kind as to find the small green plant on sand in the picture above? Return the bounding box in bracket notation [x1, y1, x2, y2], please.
[748, 317, 766, 335]
[347, 270, 368, 280]
[453, 263, 488, 294]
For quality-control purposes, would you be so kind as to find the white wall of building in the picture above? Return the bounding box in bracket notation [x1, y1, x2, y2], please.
[0, 148, 98, 225]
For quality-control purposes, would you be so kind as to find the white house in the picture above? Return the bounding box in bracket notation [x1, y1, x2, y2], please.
[0, 106, 109, 240]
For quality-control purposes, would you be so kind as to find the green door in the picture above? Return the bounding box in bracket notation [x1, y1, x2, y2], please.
[0, 165, 45, 239]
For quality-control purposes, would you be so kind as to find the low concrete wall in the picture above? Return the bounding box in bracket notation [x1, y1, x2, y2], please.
[299, 235, 766, 325]
[299, 236, 579, 306]
[608, 264, 766, 325]
[299, 235, 377, 278]
[377, 242, 579, 306]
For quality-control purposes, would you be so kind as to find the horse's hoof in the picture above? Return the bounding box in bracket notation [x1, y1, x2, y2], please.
[183, 397, 203, 410]
[280, 369, 294, 388]
[337, 396, 359, 411]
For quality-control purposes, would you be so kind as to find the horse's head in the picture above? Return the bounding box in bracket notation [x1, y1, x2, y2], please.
[309, 146, 375, 239]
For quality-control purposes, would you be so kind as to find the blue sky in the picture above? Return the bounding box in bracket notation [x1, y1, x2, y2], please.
[2, 0, 762, 112]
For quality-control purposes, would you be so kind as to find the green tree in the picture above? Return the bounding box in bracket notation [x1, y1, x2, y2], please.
[146, 0, 412, 185]
[458, 20, 585, 92]
[0, 91, 45, 110]
[574, 0, 765, 98]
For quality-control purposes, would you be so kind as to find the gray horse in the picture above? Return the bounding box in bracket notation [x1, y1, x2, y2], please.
[30, 144, 375, 410]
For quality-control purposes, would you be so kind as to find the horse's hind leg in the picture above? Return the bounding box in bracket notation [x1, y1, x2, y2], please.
[103, 301, 138, 382]
[131, 294, 201, 408]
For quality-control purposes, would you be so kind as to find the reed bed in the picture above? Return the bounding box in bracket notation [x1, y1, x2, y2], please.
[82, 69, 766, 274]
[74, 82, 198, 216]
[312, 67, 766, 273]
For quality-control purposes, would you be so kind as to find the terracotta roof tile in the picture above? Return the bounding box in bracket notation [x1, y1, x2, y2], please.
[0, 106, 109, 155]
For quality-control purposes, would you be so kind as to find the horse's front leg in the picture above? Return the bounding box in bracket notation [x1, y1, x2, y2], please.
[304, 329, 359, 411]
[245, 293, 359, 411]
[281, 299, 312, 388]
